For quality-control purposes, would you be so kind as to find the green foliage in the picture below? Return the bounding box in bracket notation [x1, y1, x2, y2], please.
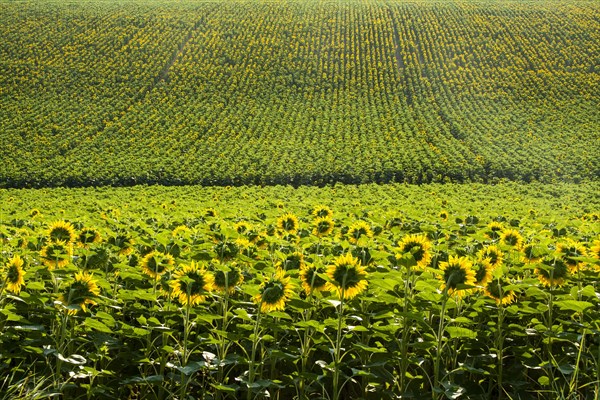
[1, 0, 599, 188]
[0, 182, 598, 399]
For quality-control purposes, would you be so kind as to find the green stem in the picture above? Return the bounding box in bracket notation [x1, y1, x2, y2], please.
[180, 300, 192, 398]
[433, 287, 449, 399]
[247, 305, 262, 400]
[333, 291, 345, 400]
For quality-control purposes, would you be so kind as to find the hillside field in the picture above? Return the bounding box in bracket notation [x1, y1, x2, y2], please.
[1, 0, 599, 187]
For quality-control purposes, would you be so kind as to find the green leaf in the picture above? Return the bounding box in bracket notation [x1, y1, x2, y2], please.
[84, 318, 113, 333]
[445, 326, 477, 339]
[553, 300, 594, 313]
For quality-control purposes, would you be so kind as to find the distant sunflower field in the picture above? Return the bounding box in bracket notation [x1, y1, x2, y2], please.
[1, 0, 599, 188]
[1, 182, 599, 399]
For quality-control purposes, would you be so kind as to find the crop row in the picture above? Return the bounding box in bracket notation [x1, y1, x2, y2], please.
[1, 0, 598, 188]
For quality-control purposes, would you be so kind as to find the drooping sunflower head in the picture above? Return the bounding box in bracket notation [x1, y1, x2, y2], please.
[47, 221, 77, 245]
[313, 217, 335, 237]
[312, 205, 333, 220]
[477, 245, 504, 270]
[254, 269, 294, 313]
[170, 262, 214, 306]
[4, 254, 26, 294]
[439, 210, 449, 221]
[110, 234, 135, 256]
[30, 209, 42, 218]
[214, 240, 239, 261]
[58, 271, 100, 314]
[556, 239, 588, 272]
[347, 221, 373, 245]
[171, 225, 191, 238]
[326, 253, 368, 299]
[500, 229, 524, 250]
[485, 278, 517, 306]
[300, 263, 327, 294]
[438, 256, 476, 297]
[277, 213, 299, 236]
[473, 258, 494, 287]
[40, 240, 73, 269]
[277, 252, 305, 271]
[535, 256, 570, 287]
[396, 234, 432, 269]
[485, 221, 504, 239]
[212, 262, 244, 294]
[234, 221, 252, 235]
[78, 227, 102, 247]
[591, 240, 600, 270]
[140, 251, 174, 279]
[204, 208, 218, 218]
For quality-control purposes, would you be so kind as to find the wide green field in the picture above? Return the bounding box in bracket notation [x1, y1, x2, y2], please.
[1, 0, 599, 187]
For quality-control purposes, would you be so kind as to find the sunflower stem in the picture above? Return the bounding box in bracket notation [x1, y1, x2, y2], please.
[247, 304, 262, 400]
[332, 289, 345, 400]
[180, 296, 192, 399]
[433, 287, 449, 399]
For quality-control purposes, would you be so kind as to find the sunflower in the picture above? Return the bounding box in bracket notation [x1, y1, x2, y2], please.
[277, 252, 305, 271]
[485, 221, 504, 239]
[396, 234, 432, 269]
[47, 221, 76, 244]
[58, 272, 100, 314]
[484, 278, 517, 305]
[439, 210, 448, 221]
[78, 227, 101, 247]
[300, 263, 328, 294]
[40, 240, 73, 269]
[30, 209, 41, 218]
[254, 269, 294, 313]
[347, 221, 373, 245]
[235, 237, 257, 258]
[535, 256, 569, 287]
[170, 262, 214, 306]
[591, 240, 600, 270]
[110, 234, 135, 256]
[556, 239, 588, 272]
[234, 221, 252, 235]
[3, 255, 25, 294]
[204, 208, 218, 218]
[499, 229, 524, 250]
[473, 258, 493, 287]
[277, 213, 299, 236]
[312, 205, 333, 220]
[171, 225, 191, 238]
[140, 251, 174, 279]
[521, 243, 542, 264]
[438, 256, 476, 297]
[477, 245, 504, 270]
[326, 253, 368, 300]
[313, 217, 334, 237]
[212, 262, 244, 294]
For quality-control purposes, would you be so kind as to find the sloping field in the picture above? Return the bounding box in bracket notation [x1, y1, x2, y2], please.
[1, 0, 599, 187]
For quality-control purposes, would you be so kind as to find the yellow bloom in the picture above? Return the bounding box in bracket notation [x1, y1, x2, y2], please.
[347, 221, 373, 245]
[484, 278, 517, 305]
[234, 221, 252, 235]
[535, 256, 569, 287]
[59, 272, 100, 314]
[439, 210, 448, 221]
[477, 245, 504, 270]
[170, 262, 214, 306]
[254, 269, 294, 313]
[473, 258, 493, 287]
[277, 213, 299, 236]
[300, 263, 327, 294]
[78, 227, 102, 247]
[499, 229, 524, 250]
[396, 234, 432, 269]
[438, 256, 476, 297]
[313, 217, 334, 237]
[212, 262, 244, 294]
[47, 221, 77, 244]
[40, 240, 73, 269]
[171, 225, 191, 238]
[556, 239, 588, 272]
[312, 205, 333, 220]
[276, 252, 305, 271]
[485, 221, 504, 239]
[4, 255, 26, 294]
[326, 253, 368, 299]
[140, 251, 174, 279]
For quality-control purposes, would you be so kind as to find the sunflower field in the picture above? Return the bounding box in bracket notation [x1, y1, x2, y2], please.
[1, 182, 599, 399]
[1, 0, 599, 188]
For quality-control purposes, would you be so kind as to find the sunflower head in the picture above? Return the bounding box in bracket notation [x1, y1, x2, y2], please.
[204, 208, 218, 218]
[170, 262, 214, 306]
[396, 234, 432, 269]
[438, 256, 476, 297]
[277, 252, 305, 271]
[312, 205, 333, 220]
[41, 240, 73, 269]
[326, 253, 368, 299]
[214, 240, 239, 261]
[110, 234, 135, 256]
[477, 245, 504, 270]
[521, 243, 542, 264]
[439, 210, 448, 221]
[300, 263, 328, 294]
[254, 269, 294, 313]
[234, 221, 252, 235]
[591, 240, 600, 269]
[535, 256, 570, 287]
[47, 221, 77, 244]
[500, 229, 524, 250]
[171, 225, 191, 238]
[212, 262, 244, 294]
[473, 258, 493, 287]
[556, 239, 588, 272]
[485, 278, 517, 305]
[313, 217, 334, 237]
[4, 255, 26, 294]
[347, 221, 373, 245]
[140, 251, 174, 279]
[30, 209, 41, 218]
[58, 271, 100, 314]
[485, 221, 504, 239]
[277, 213, 299, 236]
[78, 228, 102, 247]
